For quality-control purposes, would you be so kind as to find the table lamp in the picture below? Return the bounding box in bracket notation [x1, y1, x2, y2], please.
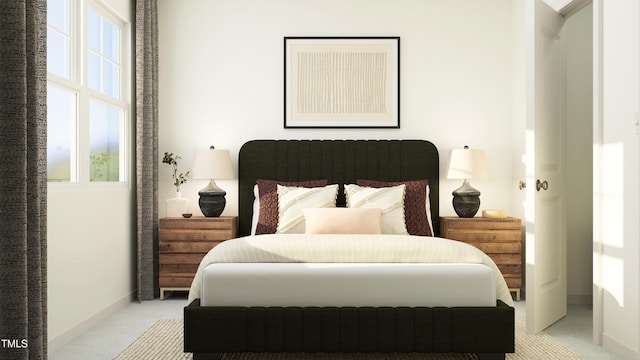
[191, 146, 234, 217]
[446, 145, 489, 218]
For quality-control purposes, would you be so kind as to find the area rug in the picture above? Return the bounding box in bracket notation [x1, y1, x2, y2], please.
[113, 319, 581, 360]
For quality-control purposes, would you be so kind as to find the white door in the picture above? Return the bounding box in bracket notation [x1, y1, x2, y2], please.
[524, 0, 568, 334]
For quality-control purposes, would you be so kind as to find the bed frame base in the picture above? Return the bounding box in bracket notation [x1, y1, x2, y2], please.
[192, 352, 504, 360]
[193, 354, 222, 360]
[184, 300, 514, 359]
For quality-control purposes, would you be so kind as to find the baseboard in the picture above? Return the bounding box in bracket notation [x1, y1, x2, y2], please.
[567, 293, 592, 305]
[48, 291, 136, 353]
[603, 333, 639, 359]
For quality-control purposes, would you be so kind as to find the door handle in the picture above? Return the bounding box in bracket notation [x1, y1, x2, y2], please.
[536, 179, 549, 191]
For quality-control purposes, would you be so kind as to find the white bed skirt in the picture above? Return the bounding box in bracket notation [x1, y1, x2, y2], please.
[201, 263, 496, 307]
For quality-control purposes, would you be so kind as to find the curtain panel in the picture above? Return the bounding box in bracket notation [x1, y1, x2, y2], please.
[0, 1, 48, 359]
[136, 0, 160, 301]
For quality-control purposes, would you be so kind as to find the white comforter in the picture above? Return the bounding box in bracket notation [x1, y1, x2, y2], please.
[187, 234, 514, 307]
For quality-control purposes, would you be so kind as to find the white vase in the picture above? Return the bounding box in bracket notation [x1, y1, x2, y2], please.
[166, 190, 189, 217]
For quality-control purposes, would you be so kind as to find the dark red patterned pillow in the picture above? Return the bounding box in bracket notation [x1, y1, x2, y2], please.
[255, 179, 328, 235]
[356, 179, 433, 236]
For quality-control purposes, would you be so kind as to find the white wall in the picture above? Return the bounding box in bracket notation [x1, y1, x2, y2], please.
[47, 0, 135, 351]
[157, 0, 517, 221]
[594, 0, 640, 357]
[48, 186, 134, 349]
[510, 0, 527, 225]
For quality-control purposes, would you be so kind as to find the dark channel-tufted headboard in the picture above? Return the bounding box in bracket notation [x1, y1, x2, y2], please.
[237, 140, 440, 237]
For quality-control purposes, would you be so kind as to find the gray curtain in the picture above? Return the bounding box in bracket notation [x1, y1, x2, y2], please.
[0, 1, 48, 359]
[136, 0, 160, 301]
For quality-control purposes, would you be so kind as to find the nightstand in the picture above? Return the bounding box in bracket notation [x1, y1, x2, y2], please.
[158, 216, 238, 299]
[439, 216, 523, 300]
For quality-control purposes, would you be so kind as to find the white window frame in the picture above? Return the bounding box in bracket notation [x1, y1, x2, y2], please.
[47, 0, 131, 187]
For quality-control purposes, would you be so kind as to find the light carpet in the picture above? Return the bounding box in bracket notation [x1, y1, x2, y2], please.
[113, 319, 580, 360]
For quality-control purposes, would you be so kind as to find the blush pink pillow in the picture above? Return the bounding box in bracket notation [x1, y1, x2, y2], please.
[303, 208, 382, 234]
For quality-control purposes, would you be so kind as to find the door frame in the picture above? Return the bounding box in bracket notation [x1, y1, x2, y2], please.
[591, 0, 603, 346]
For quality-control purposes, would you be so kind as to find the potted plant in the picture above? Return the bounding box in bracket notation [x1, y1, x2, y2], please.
[163, 152, 190, 216]
[163, 152, 190, 193]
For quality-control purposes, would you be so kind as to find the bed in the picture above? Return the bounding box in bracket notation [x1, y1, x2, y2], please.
[183, 140, 515, 360]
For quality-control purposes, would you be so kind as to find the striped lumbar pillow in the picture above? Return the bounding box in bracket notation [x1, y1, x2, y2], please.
[276, 184, 339, 234]
[344, 184, 408, 235]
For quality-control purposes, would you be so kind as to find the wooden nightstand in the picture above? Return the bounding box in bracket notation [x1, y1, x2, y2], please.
[440, 216, 523, 300]
[158, 216, 238, 299]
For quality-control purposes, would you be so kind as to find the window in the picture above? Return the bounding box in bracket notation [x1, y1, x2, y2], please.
[47, 0, 129, 183]
[47, 84, 77, 182]
[47, 0, 71, 80]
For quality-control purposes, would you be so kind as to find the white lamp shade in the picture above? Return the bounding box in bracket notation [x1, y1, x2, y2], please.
[191, 148, 234, 180]
[446, 147, 489, 180]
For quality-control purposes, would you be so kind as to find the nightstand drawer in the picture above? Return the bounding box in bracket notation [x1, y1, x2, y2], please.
[489, 253, 521, 265]
[496, 263, 521, 276]
[159, 253, 212, 266]
[159, 229, 234, 242]
[443, 229, 521, 242]
[442, 218, 521, 231]
[503, 275, 522, 289]
[159, 217, 238, 230]
[460, 241, 521, 254]
[159, 275, 194, 288]
[159, 240, 223, 253]
[159, 262, 199, 274]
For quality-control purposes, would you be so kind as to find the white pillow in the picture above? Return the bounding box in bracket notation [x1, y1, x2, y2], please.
[250, 184, 260, 235]
[303, 208, 382, 234]
[344, 184, 408, 235]
[276, 184, 339, 234]
[425, 185, 434, 236]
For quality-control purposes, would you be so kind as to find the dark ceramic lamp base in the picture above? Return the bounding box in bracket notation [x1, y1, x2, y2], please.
[452, 194, 480, 218]
[452, 180, 481, 218]
[199, 192, 226, 217]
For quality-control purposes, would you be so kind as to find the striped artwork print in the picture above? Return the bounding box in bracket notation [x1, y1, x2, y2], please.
[296, 51, 387, 114]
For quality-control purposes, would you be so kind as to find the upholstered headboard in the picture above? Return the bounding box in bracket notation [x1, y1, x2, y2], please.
[238, 140, 440, 237]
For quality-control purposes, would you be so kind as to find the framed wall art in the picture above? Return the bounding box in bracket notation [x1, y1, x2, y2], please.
[284, 37, 400, 128]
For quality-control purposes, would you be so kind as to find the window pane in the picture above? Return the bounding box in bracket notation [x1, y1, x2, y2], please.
[47, 0, 69, 33]
[87, 7, 101, 52]
[103, 60, 119, 98]
[89, 99, 122, 182]
[47, 85, 77, 182]
[103, 19, 119, 62]
[87, 51, 101, 91]
[47, 28, 70, 79]
[87, 5, 122, 101]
